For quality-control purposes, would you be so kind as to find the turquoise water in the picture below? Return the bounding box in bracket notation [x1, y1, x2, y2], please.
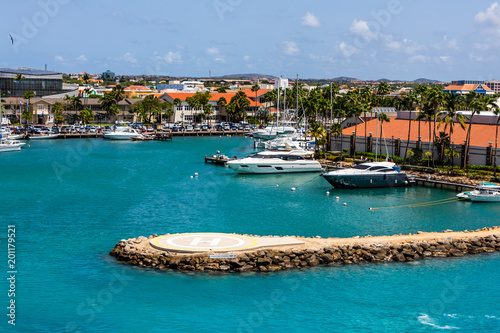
[1, 137, 499, 332]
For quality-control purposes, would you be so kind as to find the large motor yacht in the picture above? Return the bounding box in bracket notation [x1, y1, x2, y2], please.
[322, 161, 414, 188]
[226, 150, 323, 174]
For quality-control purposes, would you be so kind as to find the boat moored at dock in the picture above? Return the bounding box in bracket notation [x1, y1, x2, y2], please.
[322, 161, 414, 188]
[457, 183, 500, 202]
[226, 149, 323, 174]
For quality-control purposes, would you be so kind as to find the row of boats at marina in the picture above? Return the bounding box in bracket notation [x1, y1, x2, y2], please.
[221, 133, 500, 202]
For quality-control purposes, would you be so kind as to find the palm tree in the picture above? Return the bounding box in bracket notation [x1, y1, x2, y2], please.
[81, 73, 91, 85]
[400, 92, 417, 164]
[444, 147, 459, 174]
[215, 86, 227, 93]
[377, 113, 391, 159]
[227, 91, 250, 121]
[51, 102, 64, 130]
[491, 102, 500, 178]
[439, 92, 466, 156]
[251, 84, 260, 118]
[22, 90, 35, 125]
[80, 107, 94, 125]
[309, 120, 326, 154]
[216, 97, 227, 123]
[377, 82, 391, 96]
[414, 101, 434, 164]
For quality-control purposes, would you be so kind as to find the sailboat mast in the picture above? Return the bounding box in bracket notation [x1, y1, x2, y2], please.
[276, 76, 280, 127]
[296, 74, 299, 128]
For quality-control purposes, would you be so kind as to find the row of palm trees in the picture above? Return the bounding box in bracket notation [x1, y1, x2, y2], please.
[261, 82, 499, 174]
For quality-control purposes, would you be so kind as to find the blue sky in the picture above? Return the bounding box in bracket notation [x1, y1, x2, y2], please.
[2, 0, 500, 81]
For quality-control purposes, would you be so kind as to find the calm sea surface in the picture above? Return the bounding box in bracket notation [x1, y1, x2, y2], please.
[1, 137, 499, 332]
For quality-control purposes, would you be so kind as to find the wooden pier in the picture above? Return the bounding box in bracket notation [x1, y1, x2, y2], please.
[154, 133, 173, 141]
[205, 154, 231, 165]
[414, 178, 475, 191]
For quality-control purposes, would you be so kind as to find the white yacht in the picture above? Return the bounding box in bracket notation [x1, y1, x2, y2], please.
[252, 126, 297, 140]
[103, 126, 143, 140]
[457, 183, 500, 202]
[0, 139, 24, 153]
[226, 150, 323, 174]
[322, 161, 414, 188]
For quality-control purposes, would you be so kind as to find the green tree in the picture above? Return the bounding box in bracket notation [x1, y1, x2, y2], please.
[251, 84, 260, 117]
[491, 101, 500, 178]
[309, 120, 326, 155]
[215, 86, 227, 93]
[80, 107, 94, 125]
[81, 73, 91, 85]
[216, 97, 227, 123]
[51, 102, 64, 130]
[377, 82, 390, 96]
[377, 113, 391, 159]
[227, 91, 250, 121]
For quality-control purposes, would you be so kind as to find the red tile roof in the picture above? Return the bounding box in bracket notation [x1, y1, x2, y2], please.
[444, 84, 492, 91]
[241, 88, 270, 97]
[343, 118, 497, 148]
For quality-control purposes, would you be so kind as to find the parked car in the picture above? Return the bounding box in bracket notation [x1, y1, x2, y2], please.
[223, 124, 230, 130]
[186, 125, 194, 132]
[194, 125, 201, 131]
[201, 125, 209, 131]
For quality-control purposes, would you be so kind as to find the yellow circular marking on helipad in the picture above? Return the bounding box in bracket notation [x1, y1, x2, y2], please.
[150, 233, 259, 253]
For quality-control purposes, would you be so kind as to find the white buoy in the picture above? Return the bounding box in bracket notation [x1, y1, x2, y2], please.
[343, 203, 347, 206]
[276, 184, 279, 187]
[291, 187, 296, 191]
[194, 173, 199, 177]
[190, 176, 193, 179]
[336, 196, 339, 199]
[326, 191, 330, 195]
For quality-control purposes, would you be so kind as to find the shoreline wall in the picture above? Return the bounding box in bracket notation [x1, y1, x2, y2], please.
[109, 227, 500, 273]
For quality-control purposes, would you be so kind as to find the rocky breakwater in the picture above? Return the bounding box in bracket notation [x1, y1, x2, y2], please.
[109, 227, 500, 273]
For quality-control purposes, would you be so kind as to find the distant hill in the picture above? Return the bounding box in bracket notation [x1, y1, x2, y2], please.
[218, 73, 277, 80]
[332, 76, 359, 82]
[413, 78, 442, 84]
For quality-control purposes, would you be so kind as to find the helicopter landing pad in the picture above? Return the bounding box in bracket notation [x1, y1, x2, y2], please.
[149, 233, 304, 253]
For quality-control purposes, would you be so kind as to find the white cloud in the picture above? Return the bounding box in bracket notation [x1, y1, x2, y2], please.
[475, 3, 500, 25]
[76, 54, 87, 62]
[55, 55, 64, 62]
[156, 51, 182, 64]
[206, 47, 225, 63]
[350, 19, 377, 41]
[120, 52, 137, 64]
[301, 12, 320, 27]
[243, 55, 250, 61]
[309, 54, 335, 63]
[283, 41, 300, 56]
[409, 55, 429, 63]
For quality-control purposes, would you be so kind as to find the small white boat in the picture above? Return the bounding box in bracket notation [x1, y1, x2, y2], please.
[103, 126, 143, 140]
[226, 150, 323, 174]
[0, 139, 24, 152]
[457, 183, 500, 202]
[27, 134, 59, 140]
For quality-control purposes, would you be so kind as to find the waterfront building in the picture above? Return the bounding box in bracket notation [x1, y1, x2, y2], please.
[2, 97, 141, 124]
[160, 92, 262, 123]
[0, 67, 68, 97]
[443, 80, 495, 95]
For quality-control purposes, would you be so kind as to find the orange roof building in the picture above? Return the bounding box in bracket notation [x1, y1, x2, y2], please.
[160, 91, 262, 123]
[343, 118, 497, 148]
